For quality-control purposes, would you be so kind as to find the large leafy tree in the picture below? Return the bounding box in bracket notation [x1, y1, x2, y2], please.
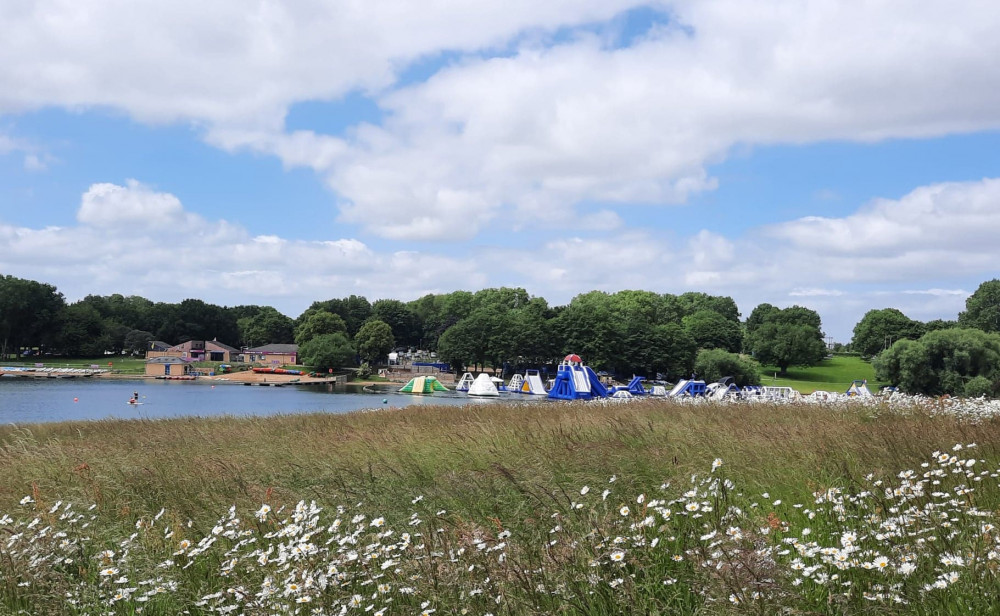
[959, 279, 1000, 333]
[874, 328, 1000, 396]
[437, 318, 478, 372]
[682, 309, 743, 353]
[648, 323, 697, 381]
[355, 319, 395, 364]
[677, 292, 741, 322]
[746, 305, 826, 375]
[295, 311, 348, 346]
[0, 275, 65, 358]
[299, 333, 355, 371]
[58, 303, 109, 356]
[851, 308, 925, 358]
[238, 307, 295, 347]
[371, 299, 421, 347]
[304, 295, 373, 338]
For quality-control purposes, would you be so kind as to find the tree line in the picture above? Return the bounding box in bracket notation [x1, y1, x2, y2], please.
[854, 280, 1000, 397]
[4, 273, 1000, 394]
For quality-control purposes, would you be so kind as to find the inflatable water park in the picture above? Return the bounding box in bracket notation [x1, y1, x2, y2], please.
[399, 353, 826, 402]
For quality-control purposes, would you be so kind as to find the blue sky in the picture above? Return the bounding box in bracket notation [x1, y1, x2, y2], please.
[2, 1, 1000, 341]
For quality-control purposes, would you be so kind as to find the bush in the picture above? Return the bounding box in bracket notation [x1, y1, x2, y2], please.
[299, 333, 355, 372]
[693, 349, 761, 386]
[357, 361, 373, 379]
[965, 375, 993, 398]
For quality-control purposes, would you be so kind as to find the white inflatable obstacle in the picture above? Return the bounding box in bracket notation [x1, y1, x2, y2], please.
[468, 373, 500, 397]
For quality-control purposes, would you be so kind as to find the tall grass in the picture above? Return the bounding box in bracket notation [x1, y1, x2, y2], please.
[1, 399, 999, 613]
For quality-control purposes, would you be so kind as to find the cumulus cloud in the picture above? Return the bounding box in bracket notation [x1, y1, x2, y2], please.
[208, 2, 1000, 240]
[0, 181, 484, 315]
[76, 180, 199, 228]
[0, 0, 644, 128]
[6, 3, 1000, 240]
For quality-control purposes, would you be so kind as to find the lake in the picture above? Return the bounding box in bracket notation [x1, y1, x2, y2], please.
[0, 378, 537, 424]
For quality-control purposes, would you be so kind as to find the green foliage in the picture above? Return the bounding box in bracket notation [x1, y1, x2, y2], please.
[648, 323, 697, 380]
[676, 291, 741, 322]
[436, 318, 476, 371]
[294, 311, 348, 346]
[693, 348, 761, 386]
[964, 375, 993, 398]
[237, 306, 295, 347]
[682, 309, 743, 352]
[851, 307, 925, 358]
[58, 303, 108, 356]
[123, 329, 153, 356]
[304, 295, 373, 337]
[959, 279, 1000, 333]
[874, 328, 1000, 396]
[746, 305, 826, 375]
[0, 275, 65, 359]
[354, 319, 395, 364]
[299, 333, 355, 371]
[357, 361, 373, 379]
[371, 299, 420, 347]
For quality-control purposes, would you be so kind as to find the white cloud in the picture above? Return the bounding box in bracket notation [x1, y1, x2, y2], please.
[0, 182, 484, 315]
[6, 3, 1000, 240]
[208, 2, 1000, 240]
[76, 180, 198, 229]
[0, 0, 645, 128]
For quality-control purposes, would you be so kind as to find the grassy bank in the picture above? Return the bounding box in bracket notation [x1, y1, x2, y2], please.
[1, 399, 999, 614]
[761, 354, 878, 393]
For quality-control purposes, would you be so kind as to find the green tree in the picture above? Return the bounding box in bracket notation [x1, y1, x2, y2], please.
[372, 299, 421, 347]
[295, 311, 348, 346]
[648, 323, 697, 381]
[299, 333, 355, 371]
[59, 303, 109, 356]
[355, 319, 394, 364]
[745, 303, 780, 337]
[0, 275, 65, 358]
[748, 322, 827, 375]
[123, 329, 154, 356]
[437, 319, 478, 372]
[851, 308, 925, 358]
[924, 319, 958, 333]
[238, 307, 295, 347]
[874, 328, 1000, 396]
[959, 279, 1000, 333]
[682, 310, 743, 353]
[677, 292, 741, 322]
[693, 349, 761, 386]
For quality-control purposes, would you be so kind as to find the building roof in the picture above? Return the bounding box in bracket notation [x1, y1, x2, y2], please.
[168, 339, 240, 353]
[149, 340, 173, 351]
[146, 356, 191, 364]
[248, 343, 299, 354]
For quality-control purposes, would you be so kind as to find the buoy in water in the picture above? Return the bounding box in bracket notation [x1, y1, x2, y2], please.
[73, 397, 78, 402]
[382, 398, 388, 404]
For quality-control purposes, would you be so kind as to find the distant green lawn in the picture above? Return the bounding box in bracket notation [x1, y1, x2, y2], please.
[1, 357, 147, 373]
[760, 354, 879, 394]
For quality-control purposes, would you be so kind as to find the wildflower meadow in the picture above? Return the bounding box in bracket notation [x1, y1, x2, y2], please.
[3, 396, 1000, 614]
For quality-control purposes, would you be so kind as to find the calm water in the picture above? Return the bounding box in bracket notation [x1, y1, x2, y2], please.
[0, 378, 531, 424]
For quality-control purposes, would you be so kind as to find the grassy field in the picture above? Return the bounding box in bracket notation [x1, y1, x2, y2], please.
[1, 356, 148, 374]
[760, 354, 878, 393]
[1, 398, 999, 614]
